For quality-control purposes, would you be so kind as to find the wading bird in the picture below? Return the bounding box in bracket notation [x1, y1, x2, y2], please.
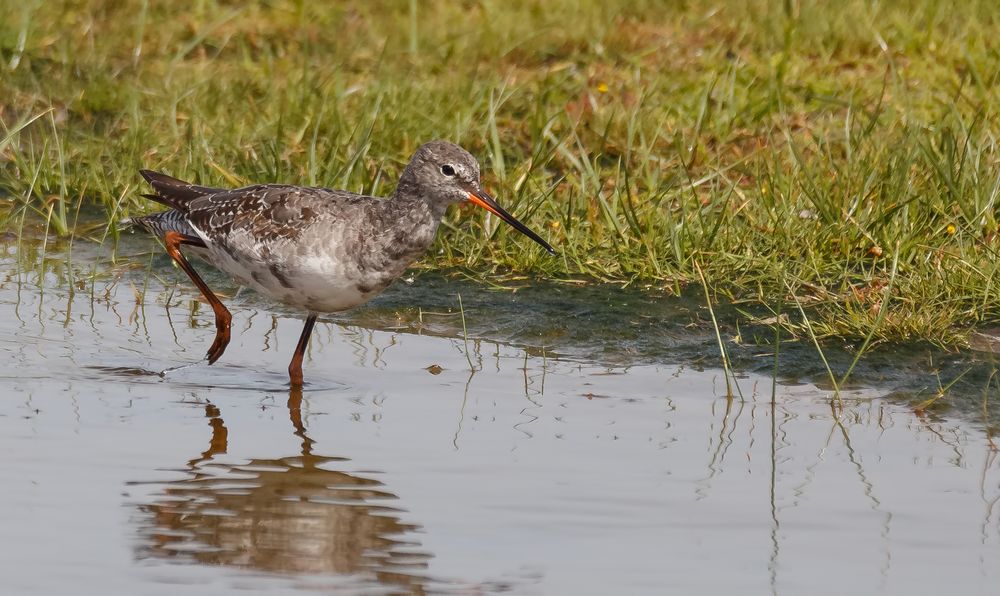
[132, 141, 554, 386]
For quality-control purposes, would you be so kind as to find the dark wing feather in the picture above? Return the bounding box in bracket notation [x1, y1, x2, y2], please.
[184, 185, 366, 243]
[139, 170, 227, 212]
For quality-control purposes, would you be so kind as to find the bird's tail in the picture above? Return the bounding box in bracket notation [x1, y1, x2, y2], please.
[128, 211, 196, 238]
[139, 170, 225, 212]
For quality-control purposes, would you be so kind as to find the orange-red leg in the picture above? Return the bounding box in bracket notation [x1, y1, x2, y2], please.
[288, 314, 317, 387]
[163, 231, 233, 364]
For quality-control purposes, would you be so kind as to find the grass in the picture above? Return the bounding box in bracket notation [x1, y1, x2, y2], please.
[2, 0, 1000, 347]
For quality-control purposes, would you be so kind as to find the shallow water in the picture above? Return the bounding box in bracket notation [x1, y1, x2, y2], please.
[2, 232, 1000, 595]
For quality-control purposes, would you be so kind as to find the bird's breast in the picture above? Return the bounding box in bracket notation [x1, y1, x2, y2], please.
[200, 209, 439, 313]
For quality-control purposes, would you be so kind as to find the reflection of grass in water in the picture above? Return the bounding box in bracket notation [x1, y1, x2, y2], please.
[2, 1, 1000, 347]
[457, 292, 476, 372]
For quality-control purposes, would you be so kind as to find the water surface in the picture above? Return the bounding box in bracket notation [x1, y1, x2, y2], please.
[1, 232, 999, 595]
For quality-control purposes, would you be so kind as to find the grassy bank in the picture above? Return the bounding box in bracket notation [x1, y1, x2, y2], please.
[2, 0, 1000, 346]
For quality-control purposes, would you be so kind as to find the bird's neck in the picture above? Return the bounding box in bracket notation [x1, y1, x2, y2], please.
[352, 192, 442, 292]
[376, 190, 443, 249]
[392, 181, 448, 218]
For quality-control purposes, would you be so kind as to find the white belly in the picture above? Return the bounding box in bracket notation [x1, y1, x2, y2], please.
[191, 227, 380, 313]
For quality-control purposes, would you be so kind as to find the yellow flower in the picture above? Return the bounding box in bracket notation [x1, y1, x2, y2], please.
[596, 82, 609, 93]
[945, 223, 956, 235]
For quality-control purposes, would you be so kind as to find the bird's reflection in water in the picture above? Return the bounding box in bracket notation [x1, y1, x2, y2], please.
[134, 389, 432, 591]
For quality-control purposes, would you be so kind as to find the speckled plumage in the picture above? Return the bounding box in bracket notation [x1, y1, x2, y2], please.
[138, 182, 439, 312]
[136, 142, 471, 312]
[132, 140, 554, 383]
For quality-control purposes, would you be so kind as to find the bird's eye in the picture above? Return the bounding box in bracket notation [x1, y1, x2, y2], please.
[440, 164, 456, 177]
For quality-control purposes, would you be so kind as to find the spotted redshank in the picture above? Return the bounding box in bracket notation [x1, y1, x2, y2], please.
[131, 140, 554, 385]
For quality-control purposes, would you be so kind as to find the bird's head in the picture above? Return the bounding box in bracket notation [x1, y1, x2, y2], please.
[397, 140, 555, 255]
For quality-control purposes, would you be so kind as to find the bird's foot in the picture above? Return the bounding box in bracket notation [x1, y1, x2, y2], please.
[205, 324, 231, 365]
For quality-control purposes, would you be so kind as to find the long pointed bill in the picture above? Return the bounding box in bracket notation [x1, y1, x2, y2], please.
[467, 189, 556, 255]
